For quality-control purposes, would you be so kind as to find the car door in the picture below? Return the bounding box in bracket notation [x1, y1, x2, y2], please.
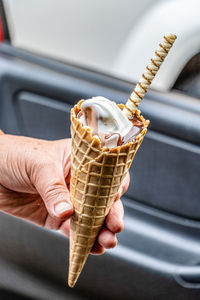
[0, 2, 200, 300]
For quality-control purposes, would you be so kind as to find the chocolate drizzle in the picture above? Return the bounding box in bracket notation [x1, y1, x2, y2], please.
[77, 107, 144, 148]
[129, 115, 144, 128]
[77, 111, 83, 118]
[123, 115, 144, 144]
[100, 115, 144, 146]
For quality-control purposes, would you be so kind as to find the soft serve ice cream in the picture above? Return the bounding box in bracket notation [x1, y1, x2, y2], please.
[78, 96, 144, 149]
[69, 32, 175, 288]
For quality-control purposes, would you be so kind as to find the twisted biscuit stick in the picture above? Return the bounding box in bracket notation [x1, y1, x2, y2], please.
[123, 32, 177, 117]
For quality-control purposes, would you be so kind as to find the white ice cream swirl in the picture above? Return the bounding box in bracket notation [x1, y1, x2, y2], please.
[79, 96, 133, 148]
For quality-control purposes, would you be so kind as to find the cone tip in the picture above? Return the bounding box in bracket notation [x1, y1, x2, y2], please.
[68, 271, 80, 288]
[68, 280, 75, 288]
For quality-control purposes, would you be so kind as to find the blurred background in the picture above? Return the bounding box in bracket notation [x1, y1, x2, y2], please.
[0, 0, 200, 299]
[3, 0, 200, 95]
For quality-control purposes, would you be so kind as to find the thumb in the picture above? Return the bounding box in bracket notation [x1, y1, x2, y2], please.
[34, 163, 73, 220]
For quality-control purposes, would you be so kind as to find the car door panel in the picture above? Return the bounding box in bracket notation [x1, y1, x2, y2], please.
[0, 43, 200, 300]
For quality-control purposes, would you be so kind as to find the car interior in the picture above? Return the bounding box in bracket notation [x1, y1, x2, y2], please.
[0, 2, 200, 300]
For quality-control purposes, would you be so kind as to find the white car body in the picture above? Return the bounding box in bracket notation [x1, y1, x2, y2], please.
[3, 0, 200, 91]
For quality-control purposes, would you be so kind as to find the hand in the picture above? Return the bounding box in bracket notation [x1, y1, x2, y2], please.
[0, 134, 129, 254]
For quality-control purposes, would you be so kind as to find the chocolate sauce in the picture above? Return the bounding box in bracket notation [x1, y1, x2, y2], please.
[77, 111, 83, 118]
[129, 115, 144, 128]
[123, 115, 144, 144]
[77, 107, 144, 147]
[103, 116, 143, 146]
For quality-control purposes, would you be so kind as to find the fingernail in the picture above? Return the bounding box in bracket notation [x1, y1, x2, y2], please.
[54, 201, 73, 216]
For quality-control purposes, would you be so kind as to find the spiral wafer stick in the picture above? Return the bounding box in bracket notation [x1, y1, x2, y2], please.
[123, 32, 177, 117]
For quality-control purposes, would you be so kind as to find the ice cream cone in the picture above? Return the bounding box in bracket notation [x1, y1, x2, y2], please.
[68, 100, 149, 287]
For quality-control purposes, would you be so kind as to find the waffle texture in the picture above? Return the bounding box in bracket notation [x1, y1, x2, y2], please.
[68, 100, 149, 287]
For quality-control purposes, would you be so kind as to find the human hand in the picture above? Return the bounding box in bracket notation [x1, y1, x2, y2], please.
[0, 134, 129, 254]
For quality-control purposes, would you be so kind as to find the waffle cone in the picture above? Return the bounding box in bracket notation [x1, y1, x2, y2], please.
[68, 100, 149, 287]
